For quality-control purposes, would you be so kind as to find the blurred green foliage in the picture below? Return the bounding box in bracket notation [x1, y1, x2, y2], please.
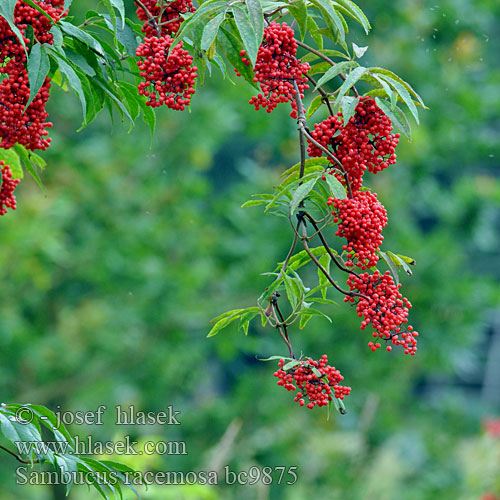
[1, 0, 500, 499]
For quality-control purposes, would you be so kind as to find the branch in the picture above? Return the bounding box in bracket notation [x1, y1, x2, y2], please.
[298, 218, 369, 300]
[0, 444, 39, 465]
[292, 80, 307, 183]
[303, 211, 360, 278]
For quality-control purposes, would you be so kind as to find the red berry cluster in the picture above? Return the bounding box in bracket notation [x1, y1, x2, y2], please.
[327, 190, 387, 269]
[136, 0, 195, 37]
[136, 36, 197, 110]
[135, 2, 197, 110]
[0, 0, 67, 152]
[345, 270, 418, 355]
[307, 97, 400, 192]
[239, 22, 310, 118]
[0, 162, 20, 215]
[274, 355, 351, 409]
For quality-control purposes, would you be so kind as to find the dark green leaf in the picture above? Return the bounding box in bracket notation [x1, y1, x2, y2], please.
[290, 176, 320, 215]
[314, 60, 358, 90]
[288, 0, 307, 41]
[231, 6, 258, 67]
[201, 11, 227, 51]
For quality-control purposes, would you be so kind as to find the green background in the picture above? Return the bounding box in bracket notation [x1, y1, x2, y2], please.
[1, 0, 500, 499]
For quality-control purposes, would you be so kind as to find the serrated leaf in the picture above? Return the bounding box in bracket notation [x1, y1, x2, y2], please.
[323, 172, 347, 199]
[288, 0, 307, 41]
[231, 6, 258, 67]
[318, 253, 331, 298]
[217, 26, 258, 89]
[378, 251, 399, 285]
[375, 97, 412, 140]
[369, 67, 425, 107]
[376, 73, 420, 124]
[290, 176, 319, 215]
[307, 94, 323, 119]
[309, 0, 345, 43]
[257, 355, 293, 362]
[283, 360, 301, 370]
[247, 0, 264, 47]
[22, 0, 56, 23]
[340, 95, 359, 125]
[334, 0, 370, 34]
[301, 49, 349, 63]
[48, 51, 87, 117]
[201, 12, 227, 51]
[333, 66, 367, 107]
[306, 16, 323, 49]
[314, 60, 358, 90]
[0, 148, 23, 179]
[0, 1, 27, 52]
[241, 199, 267, 208]
[26, 43, 50, 109]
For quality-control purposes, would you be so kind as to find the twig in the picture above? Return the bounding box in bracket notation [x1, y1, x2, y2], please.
[134, 0, 162, 37]
[296, 40, 359, 97]
[303, 211, 360, 278]
[304, 74, 334, 116]
[298, 219, 369, 300]
[0, 445, 38, 465]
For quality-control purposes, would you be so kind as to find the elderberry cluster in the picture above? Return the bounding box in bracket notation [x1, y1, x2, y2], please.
[135, 0, 197, 110]
[136, 36, 197, 110]
[327, 190, 388, 269]
[274, 355, 351, 409]
[0, 0, 67, 152]
[345, 271, 418, 355]
[136, 0, 195, 37]
[239, 22, 310, 118]
[0, 162, 20, 215]
[308, 97, 400, 192]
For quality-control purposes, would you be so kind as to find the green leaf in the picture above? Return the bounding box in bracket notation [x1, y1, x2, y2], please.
[333, 66, 368, 107]
[283, 274, 302, 309]
[396, 253, 416, 265]
[217, 26, 258, 89]
[340, 95, 359, 125]
[231, 6, 258, 67]
[301, 50, 348, 63]
[375, 74, 419, 124]
[386, 251, 414, 276]
[201, 12, 227, 51]
[309, 0, 345, 43]
[307, 94, 323, 119]
[26, 43, 50, 110]
[241, 199, 267, 208]
[110, 0, 125, 28]
[257, 355, 293, 362]
[48, 51, 87, 117]
[369, 67, 425, 107]
[0, 148, 23, 179]
[308, 61, 332, 76]
[306, 17, 323, 49]
[290, 176, 319, 215]
[378, 251, 399, 285]
[318, 253, 331, 298]
[314, 60, 358, 90]
[308, 297, 339, 306]
[59, 21, 105, 56]
[281, 157, 330, 178]
[246, 0, 264, 48]
[0, 1, 27, 52]
[375, 97, 412, 140]
[288, 0, 307, 41]
[283, 360, 301, 370]
[334, 0, 370, 34]
[323, 173, 347, 199]
[23, 0, 56, 22]
[297, 308, 332, 325]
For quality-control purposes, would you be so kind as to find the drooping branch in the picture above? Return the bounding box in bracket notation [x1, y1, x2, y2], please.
[134, 0, 162, 37]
